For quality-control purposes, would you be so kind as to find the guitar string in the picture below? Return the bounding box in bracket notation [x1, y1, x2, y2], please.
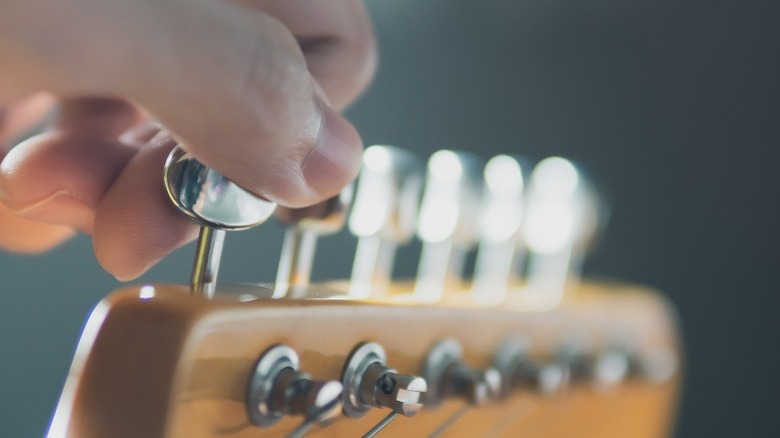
[361, 411, 398, 438]
[286, 418, 314, 438]
[426, 404, 470, 438]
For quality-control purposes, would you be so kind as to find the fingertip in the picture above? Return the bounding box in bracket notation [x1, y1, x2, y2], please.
[92, 140, 199, 280]
[301, 106, 363, 201]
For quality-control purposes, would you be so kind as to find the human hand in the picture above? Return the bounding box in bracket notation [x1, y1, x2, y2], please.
[0, 0, 376, 279]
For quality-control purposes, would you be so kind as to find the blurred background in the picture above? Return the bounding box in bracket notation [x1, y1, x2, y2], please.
[1, 0, 778, 436]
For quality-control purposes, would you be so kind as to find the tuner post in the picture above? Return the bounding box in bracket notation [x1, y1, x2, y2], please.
[342, 342, 427, 418]
[422, 338, 501, 408]
[247, 344, 343, 430]
[348, 146, 423, 298]
[413, 151, 483, 302]
[273, 188, 352, 298]
[163, 146, 276, 298]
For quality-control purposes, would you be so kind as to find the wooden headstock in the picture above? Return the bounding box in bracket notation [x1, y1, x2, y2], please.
[48, 281, 680, 437]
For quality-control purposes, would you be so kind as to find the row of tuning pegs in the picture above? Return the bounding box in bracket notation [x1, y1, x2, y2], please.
[244, 337, 676, 437]
[164, 145, 605, 308]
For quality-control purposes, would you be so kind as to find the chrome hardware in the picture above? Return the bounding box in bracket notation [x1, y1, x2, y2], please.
[492, 336, 567, 397]
[590, 347, 632, 388]
[247, 345, 343, 431]
[414, 151, 483, 302]
[164, 146, 276, 297]
[422, 338, 501, 407]
[342, 342, 427, 417]
[348, 146, 423, 298]
[471, 155, 529, 305]
[274, 188, 353, 297]
[633, 346, 679, 384]
[521, 157, 602, 309]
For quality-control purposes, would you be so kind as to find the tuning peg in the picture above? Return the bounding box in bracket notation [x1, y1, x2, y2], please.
[164, 146, 276, 297]
[273, 188, 353, 297]
[520, 157, 603, 309]
[492, 336, 567, 397]
[342, 342, 427, 417]
[422, 338, 501, 407]
[348, 146, 423, 298]
[413, 151, 483, 302]
[247, 344, 343, 434]
[471, 155, 530, 305]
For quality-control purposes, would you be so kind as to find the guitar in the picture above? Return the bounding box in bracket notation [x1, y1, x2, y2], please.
[47, 147, 681, 438]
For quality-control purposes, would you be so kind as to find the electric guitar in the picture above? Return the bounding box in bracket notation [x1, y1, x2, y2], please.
[47, 147, 681, 437]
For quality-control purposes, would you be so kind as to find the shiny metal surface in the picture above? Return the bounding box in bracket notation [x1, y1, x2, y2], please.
[246, 344, 343, 430]
[422, 338, 500, 407]
[274, 188, 353, 297]
[164, 146, 276, 230]
[348, 146, 423, 298]
[413, 150, 483, 302]
[190, 227, 225, 298]
[342, 342, 426, 419]
[520, 157, 602, 309]
[471, 155, 530, 305]
[163, 146, 276, 296]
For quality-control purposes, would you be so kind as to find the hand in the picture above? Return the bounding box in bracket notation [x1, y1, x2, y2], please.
[0, 0, 376, 279]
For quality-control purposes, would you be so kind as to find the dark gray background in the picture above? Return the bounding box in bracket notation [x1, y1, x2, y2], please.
[1, 0, 778, 436]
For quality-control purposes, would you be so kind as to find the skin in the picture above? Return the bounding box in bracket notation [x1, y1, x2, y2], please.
[0, 0, 376, 280]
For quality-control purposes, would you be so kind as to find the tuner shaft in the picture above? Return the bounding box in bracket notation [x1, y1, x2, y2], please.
[191, 227, 226, 298]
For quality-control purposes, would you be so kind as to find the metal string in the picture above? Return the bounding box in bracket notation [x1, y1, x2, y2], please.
[427, 404, 470, 438]
[361, 411, 399, 438]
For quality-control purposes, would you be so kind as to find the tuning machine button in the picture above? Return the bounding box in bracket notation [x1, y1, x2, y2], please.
[471, 155, 530, 305]
[164, 146, 276, 297]
[414, 151, 483, 302]
[422, 338, 501, 407]
[247, 345, 342, 433]
[342, 342, 427, 417]
[348, 146, 423, 298]
[274, 188, 353, 297]
[521, 157, 605, 309]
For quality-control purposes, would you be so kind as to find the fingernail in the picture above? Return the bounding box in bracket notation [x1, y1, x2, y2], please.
[302, 106, 362, 198]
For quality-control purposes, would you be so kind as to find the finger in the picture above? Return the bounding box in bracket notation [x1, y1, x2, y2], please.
[0, 204, 74, 253]
[55, 97, 146, 138]
[0, 92, 54, 149]
[246, 0, 377, 109]
[92, 135, 198, 280]
[36, 0, 363, 208]
[0, 131, 139, 233]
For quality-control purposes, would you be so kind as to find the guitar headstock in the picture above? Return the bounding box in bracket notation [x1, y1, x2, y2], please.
[48, 147, 681, 438]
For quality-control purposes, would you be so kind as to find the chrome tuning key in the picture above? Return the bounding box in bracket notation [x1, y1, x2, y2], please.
[422, 338, 501, 407]
[567, 343, 678, 389]
[342, 342, 427, 437]
[247, 345, 343, 437]
[471, 155, 529, 305]
[348, 146, 423, 298]
[414, 151, 482, 302]
[274, 188, 353, 297]
[492, 337, 567, 397]
[521, 157, 603, 309]
[164, 146, 276, 297]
